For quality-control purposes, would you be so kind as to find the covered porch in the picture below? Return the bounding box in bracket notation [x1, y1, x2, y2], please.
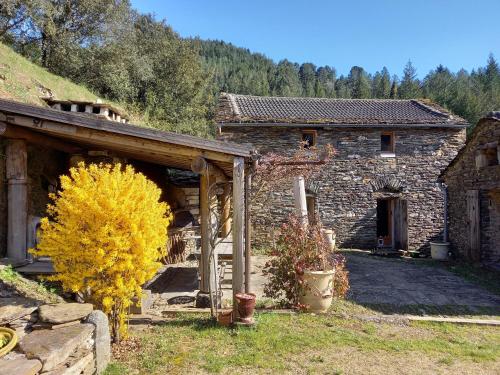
[0, 98, 254, 315]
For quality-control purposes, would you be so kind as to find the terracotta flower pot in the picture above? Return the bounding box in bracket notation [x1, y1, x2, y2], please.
[235, 292, 256, 323]
[217, 310, 233, 326]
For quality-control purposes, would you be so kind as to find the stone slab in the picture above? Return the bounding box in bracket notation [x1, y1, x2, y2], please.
[0, 297, 38, 324]
[0, 358, 42, 375]
[39, 303, 93, 324]
[19, 323, 94, 372]
[42, 352, 94, 375]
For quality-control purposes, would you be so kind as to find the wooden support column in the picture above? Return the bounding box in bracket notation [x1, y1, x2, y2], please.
[293, 176, 308, 225]
[221, 184, 231, 238]
[199, 173, 210, 293]
[244, 172, 252, 293]
[6, 139, 28, 263]
[232, 157, 245, 316]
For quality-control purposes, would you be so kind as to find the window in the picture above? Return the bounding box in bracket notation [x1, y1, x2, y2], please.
[381, 132, 395, 154]
[302, 130, 317, 148]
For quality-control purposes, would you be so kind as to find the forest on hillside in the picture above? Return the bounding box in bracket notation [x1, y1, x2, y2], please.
[1, 0, 499, 137]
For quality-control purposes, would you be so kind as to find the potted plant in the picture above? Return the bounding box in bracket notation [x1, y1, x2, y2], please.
[263, 214, 348, 313]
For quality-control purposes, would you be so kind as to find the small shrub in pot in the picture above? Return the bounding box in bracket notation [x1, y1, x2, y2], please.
[263, 214, 349, 311]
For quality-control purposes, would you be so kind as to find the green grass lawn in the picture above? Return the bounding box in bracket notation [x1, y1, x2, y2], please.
[105, 302, 500, 375]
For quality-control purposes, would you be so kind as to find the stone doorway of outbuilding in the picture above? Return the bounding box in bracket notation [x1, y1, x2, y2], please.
[376, 198, 408, 250]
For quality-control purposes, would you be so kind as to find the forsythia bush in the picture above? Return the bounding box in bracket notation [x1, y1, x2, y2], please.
[31, 163, 172, 341]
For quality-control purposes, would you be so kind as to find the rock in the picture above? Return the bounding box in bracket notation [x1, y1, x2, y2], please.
[0, 358, 42, 375]
[85, 310, 110, 374]
[0, 297, 38, 325]
[167, 295, 195, 305]
[19, 323, 94, 372]
[129, 290, 152, 314]
[39, 303, 93, 324]
[41, 352, 95, 375]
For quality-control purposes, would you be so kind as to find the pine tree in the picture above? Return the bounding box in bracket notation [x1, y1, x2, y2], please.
[398, 60, 421, 98]
[315, 66, 336, 97]
[272, 60, 302, 97]
[299, 63, 316, 97]
[348, 66, 371, 99]
[390, 76, 398, 99]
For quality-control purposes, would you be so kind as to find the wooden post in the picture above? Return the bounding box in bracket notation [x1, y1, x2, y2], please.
[232, 157, 245, 316]
[199, 173, 211, 293]
[221, 184, 231, 238]
[293, 176, 308, 225]
[6, 139, 28, 263]
[244, 172, 251, 293]
[467, 190, 480, 262]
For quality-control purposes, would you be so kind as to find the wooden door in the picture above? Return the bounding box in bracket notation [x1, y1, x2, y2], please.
[394, 199, 408, 250]
[466, 190, 480, 261]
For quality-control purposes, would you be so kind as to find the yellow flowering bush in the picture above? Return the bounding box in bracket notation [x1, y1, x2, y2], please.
[30, 163, 172, 341]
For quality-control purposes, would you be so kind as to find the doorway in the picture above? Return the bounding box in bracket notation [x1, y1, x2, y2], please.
[377, 199, 393, 247]
[377, 198, 408, 250]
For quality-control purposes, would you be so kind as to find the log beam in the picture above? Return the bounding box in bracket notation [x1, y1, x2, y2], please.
[0, 122, 82, 154]
[191, 155, 228, 182]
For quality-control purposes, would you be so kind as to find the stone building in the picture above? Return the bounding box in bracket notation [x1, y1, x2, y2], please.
[216, 93, 468, 252]
[440, 113, 500, 267]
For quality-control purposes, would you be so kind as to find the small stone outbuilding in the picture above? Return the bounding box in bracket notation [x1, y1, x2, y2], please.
[440, 113, 500, 267]
[217, 93, 468, 252]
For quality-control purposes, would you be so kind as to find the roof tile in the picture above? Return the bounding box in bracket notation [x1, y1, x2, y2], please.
[216, 93, 468, 126]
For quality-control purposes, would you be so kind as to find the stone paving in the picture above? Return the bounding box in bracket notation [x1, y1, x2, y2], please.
[345, 251, 500, 311]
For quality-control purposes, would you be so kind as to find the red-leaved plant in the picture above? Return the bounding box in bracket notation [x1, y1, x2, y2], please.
[263, 214, 349, 308]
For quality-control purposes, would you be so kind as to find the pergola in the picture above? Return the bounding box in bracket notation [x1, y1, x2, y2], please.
[0, 99, 253, 315]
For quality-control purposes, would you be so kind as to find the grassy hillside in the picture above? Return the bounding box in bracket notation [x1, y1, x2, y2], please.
[0, 43, 100, 105]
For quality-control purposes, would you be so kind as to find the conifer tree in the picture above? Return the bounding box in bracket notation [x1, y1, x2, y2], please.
[398, 60, 422, 98]
[390, 77, 398, 99]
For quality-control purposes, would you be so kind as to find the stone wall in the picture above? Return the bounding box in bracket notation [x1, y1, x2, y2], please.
[443, 117, 500, 266]
[0, 142, 66, 257]
[0, 280, 110, 375]
[219, 126, 466, 252]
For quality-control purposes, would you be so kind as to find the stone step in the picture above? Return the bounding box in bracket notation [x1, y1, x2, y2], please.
[19, 323, 94, 372]
[0, 357, 42, 375]
[39, 303, 93, 324]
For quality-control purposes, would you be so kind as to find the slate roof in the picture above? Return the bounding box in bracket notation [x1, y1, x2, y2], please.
[216, 93, 468, 126]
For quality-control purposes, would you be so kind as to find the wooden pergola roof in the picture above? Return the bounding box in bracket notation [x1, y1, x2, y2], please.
[0, 99, 253, 176]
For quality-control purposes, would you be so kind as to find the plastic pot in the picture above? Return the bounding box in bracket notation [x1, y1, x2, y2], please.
[430, 242, 450, 261]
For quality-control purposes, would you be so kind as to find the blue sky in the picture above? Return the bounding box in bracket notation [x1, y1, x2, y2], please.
[131, 0, 500, 78]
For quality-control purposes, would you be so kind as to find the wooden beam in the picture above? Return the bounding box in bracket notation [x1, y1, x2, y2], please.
[3, 112, 241, 164]
[232, 157, 245, 317]
[244, 171, 252, 293]
[6, 139, 28, 263]
[0, 122, 82, 154]
[190, 155, 228, 181]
